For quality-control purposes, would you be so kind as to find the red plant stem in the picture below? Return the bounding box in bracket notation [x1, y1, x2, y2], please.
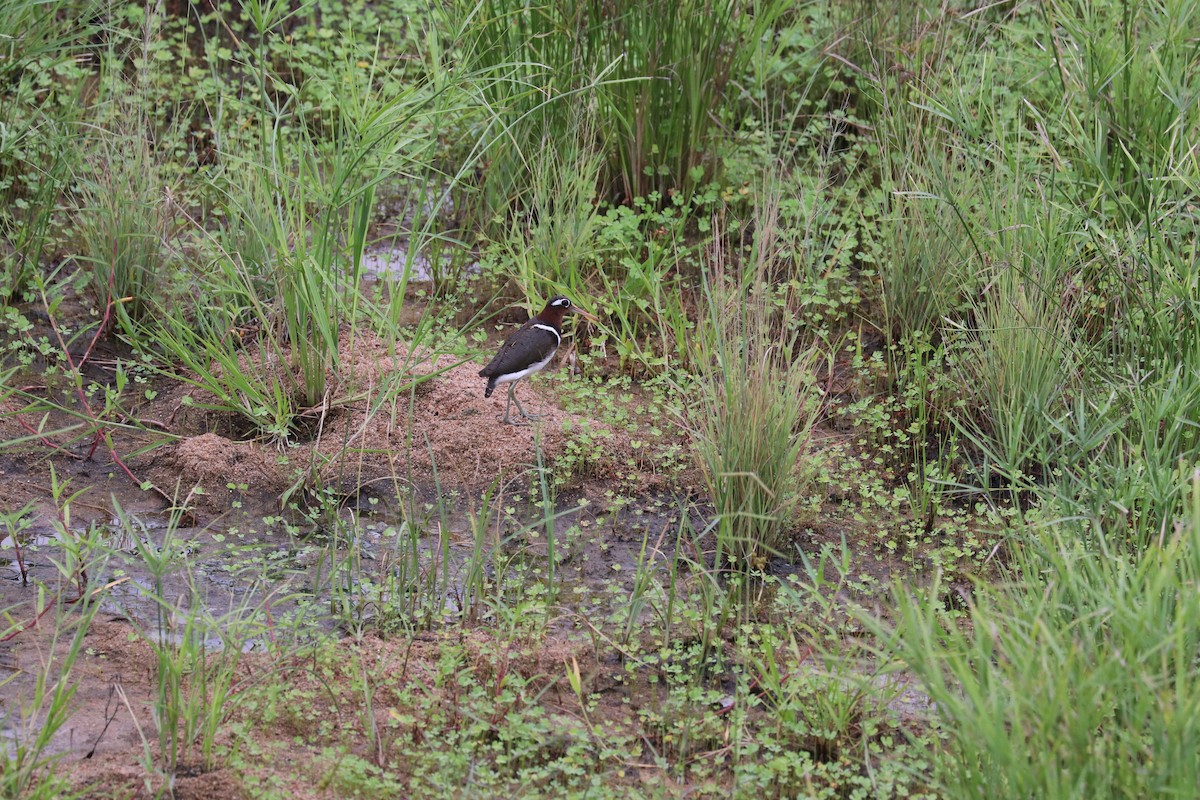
[14, 415, 83, 460]
[76, 262, 120, 374]
[36, 284, 148, 491]
[0, 602, 60, 641]
[85, 429, 103, 460]
[0, 577, 129, 642]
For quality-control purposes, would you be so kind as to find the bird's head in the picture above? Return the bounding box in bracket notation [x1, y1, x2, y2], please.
[537, 295, 597, 326]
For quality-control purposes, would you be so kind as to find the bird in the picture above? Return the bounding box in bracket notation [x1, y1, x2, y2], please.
[479, 295, 596, 424]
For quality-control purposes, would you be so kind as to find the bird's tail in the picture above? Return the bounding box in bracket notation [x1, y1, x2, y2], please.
[484, 378, 497, 398]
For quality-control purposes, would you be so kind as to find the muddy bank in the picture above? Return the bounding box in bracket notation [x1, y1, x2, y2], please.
[135, 330, 636, 519]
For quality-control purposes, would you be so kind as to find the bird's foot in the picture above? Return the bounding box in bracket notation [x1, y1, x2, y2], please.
[511, 396, 545, 421]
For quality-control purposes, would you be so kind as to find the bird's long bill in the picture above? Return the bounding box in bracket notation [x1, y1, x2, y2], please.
[571, 306, 599, 324]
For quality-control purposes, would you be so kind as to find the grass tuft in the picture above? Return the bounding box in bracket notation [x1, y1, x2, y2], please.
[886, 470, 1200, 798]
[688, 276, 821, 568]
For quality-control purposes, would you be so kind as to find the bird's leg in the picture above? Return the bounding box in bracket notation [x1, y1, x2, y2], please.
[501, 382, 517, 424]
[501, 382, 528, 425]
[510, 384, 545, 420]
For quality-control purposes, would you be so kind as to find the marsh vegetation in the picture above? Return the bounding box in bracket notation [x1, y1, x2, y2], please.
[2, 0, 1200, 796]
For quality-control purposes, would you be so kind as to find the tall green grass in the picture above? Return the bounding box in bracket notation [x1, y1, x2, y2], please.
[864, 0, 1199, 515]
[887, 472, 1200, 798]
[74, 134, 176, 336]
[1049, 355, 1200, 552]
[0, 0, 92, 304]
[0, 471, 114, 798]
[688, 265, 821, 568]
[451, 0, 785, 211]
[1042, 0, 1200, 223]
[482, 106, 605, 302]
[121, 510, 247, 782]
[587, 0, 786, 200]
[958, 261, 1079, 489]
[140, 38, 459, 441]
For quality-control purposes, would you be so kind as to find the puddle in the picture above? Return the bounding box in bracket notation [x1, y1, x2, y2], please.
[358, 242, 478, 283]
[0, 493, 692, 649]
[0, 484, 938, 772]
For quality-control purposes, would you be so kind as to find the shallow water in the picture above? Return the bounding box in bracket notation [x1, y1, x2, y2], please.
[0, 489, 692, 656]
[0, 476, 936, 768]
[359, 242, 478, 284]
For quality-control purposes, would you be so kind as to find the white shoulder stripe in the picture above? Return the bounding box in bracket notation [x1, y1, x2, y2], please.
[531, 323, 561, 343]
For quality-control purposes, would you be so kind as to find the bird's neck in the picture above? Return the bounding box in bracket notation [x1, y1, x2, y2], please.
[535, 307, 567, 330]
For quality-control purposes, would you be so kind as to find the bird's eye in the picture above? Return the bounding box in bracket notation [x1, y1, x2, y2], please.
[562, 299, 571, 308]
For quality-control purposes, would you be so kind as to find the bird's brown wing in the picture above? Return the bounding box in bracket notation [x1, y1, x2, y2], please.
[479, 322, 560, 378]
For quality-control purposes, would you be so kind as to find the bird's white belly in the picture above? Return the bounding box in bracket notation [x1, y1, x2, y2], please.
[494, 350, 556, 384]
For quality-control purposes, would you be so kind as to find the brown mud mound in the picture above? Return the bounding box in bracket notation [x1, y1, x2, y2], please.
[148, 331, 630, 517]
[67, 762, 245, 800]
[158, 432, 290, 510]
[323, 331, 625, 486]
